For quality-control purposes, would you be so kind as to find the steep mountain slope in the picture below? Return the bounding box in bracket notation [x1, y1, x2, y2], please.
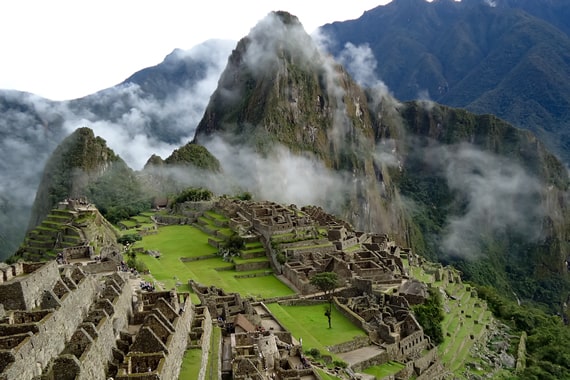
[194, 11, 408, 239]
[0, 40, 233, 260]
[191, 10, 570, 310]
[321, 0, 570, 162]
[392, 102, 570, 307]
[28, 127, 129, 228]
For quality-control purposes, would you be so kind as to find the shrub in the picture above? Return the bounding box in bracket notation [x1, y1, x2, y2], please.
[307, 348, 321, 358]
[117, 233, 142, 246]
[333, 360, 348, 368]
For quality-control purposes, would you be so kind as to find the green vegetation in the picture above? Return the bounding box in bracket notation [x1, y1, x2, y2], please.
[265, 303, 367, 356]
[310, 272, 339, 328]
[117, 233, 142, 246]
[412, 287, 444, 345]
[363, 361, 405, 378]
[87, 162, 152, 224]
[476, 286, 570, 379]
[178, 349, 202, 379]
[204, 326, 221, 379]
[314, 368, 342, 380]
[165, 142, 221, 172]
[173, 187, 213, 204]
[135, 225, 293, 298]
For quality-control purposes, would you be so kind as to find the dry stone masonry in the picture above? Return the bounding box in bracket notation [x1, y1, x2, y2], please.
[0, 197, 462, 379]
[0, 258, 193, 380]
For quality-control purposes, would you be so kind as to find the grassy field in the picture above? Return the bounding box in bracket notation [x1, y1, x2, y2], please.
[314, 368, 342, 380]
[265, 303, 367, 355]
[363, 361, 405, 378]
[134, 225, 294, 298]
[205, 326, 221, 380]
[178, 349, 202, 379]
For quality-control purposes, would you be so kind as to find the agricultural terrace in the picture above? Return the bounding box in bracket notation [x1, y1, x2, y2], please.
[133, 223, 295, 299]
[266, 303, 367, 358]
[403, 259, 493, 377]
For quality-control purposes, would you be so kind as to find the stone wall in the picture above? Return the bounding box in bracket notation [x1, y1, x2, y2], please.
[0, 261, 61, 311]
[158, 295, 193, 380]
[197, 307, 212, 380]
[334, 299, 367, 332]
[115, 292, 193, 380]
[350, 350, 390, 372]
[234, 261, 270, 272]
[328, 336, 370, 354]
[1, 269, 97, 380]
[81, 261, 117, 274]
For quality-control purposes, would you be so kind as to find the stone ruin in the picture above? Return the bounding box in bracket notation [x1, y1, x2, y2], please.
[211, 198, 448, 379]
[190, 281, 316, 380]
[0, 260, 193, 380]
[0, 197, 454, 379]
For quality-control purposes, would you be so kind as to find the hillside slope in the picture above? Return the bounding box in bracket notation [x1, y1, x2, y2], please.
[192, 11, 570, 310]
[0, 40, 233, 260]
[321, 0, 570, 162]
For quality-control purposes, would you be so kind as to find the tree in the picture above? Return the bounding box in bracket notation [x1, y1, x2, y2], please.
[117, 233, 142, 246]
[412, 287, 444, 345]
[310, 272, 339, 328]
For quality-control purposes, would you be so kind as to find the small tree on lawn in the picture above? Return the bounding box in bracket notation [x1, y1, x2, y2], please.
[310, 272, 339, 328]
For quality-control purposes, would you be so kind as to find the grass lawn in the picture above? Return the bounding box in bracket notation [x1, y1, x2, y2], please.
[178, 349, 202, 379]
[363, 361, 405, 378]
[205, 210, 228, 221]
[265, 303, 367, 354]
[205, 326, 221, 380]
[132, 214, 152, 223]
[120, 220, 137, 227]
[135, 225, 294, 298]
[315, 368, 342, 380]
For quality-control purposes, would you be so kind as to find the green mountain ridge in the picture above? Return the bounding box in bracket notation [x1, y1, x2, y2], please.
[12, 8, 570, 318]
[321, 0, 570, 163]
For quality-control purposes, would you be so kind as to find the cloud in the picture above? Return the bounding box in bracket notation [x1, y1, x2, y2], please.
[149, 135, 352, 213]
[373, 139, 401, 169]
[209, 138, 350, 210]
[243, 12, 321, 77]
[426, 143, 545, 259]
[59, 39, 235, 170]
[417, 89, 435, 111]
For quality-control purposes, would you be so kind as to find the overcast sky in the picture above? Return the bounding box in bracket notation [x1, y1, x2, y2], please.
[0, 0, 395, 100]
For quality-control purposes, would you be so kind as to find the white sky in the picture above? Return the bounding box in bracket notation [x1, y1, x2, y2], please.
[0, 0, 392, 100]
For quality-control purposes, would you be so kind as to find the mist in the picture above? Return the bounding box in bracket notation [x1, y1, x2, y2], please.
[427, 143, 545, 259]
[61, 39, 235, 170]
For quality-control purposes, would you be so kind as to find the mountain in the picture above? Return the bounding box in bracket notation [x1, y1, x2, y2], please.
[190, 11, 570, 310]
[4, 4, 570, 314]
[193, 11, 408, 239]
[27, 127, 147, 229]
[0, 39, 233, 260]
[320, 0, 570, 163]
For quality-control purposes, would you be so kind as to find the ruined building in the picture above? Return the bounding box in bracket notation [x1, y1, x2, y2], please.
[0, 260, 192, 380]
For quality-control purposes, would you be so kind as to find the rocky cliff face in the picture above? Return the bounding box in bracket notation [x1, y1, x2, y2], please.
[320, 0, 570, 163]
[389, 102, 570, 306]
[193, 11, 569, 308]
[194, 11, 408, 240]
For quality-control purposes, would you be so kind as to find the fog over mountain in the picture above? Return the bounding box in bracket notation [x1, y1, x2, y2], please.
[320, 0, 570, 163]
[2, 4, 569, 317]
[0, 39, 234, 258]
